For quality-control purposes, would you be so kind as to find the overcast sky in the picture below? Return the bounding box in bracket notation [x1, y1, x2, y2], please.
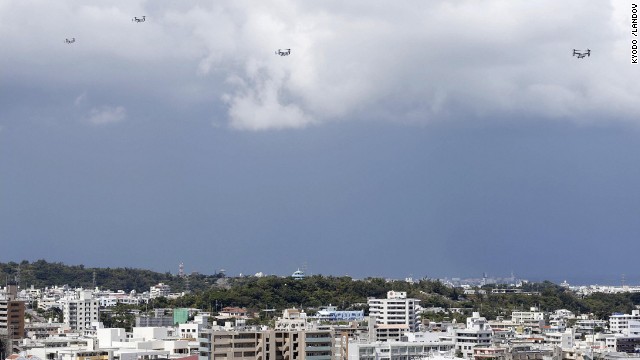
[1, 0, 639, 284]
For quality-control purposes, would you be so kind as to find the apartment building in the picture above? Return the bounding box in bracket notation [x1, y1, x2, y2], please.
[198, 308, 333, 360]
[609, 310, 640, 333]
[368, 291, 420, 332]
[61, 290, 100, 332]
[19, 334, 107, 360]
[0, 283, 26, 352]
[575, 319, 607, 334]
[347, 332, 454, 360]
[150, 283, 171, 298]
[608, 335, 640, 354]
[198, 328, 334, 360]
[511, 308, 545, 324]
[454, 312, 493, 359]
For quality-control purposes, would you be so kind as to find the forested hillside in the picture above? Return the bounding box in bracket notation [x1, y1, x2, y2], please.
[0, 260, 221, 293]
[3, 260, 640, 321]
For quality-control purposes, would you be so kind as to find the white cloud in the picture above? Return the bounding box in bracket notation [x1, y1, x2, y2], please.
[1, 0, 637, 130]
[86, 106, 126, 125]
[224, 78, 315, 131]
[74, 92, 87, 107]
[190, 0, 639, 129]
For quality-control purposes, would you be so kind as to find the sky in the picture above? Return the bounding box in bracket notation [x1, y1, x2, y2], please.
[1, 0, 639, 285]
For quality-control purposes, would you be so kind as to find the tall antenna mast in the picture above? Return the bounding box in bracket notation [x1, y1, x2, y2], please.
[15, 265, 21, 289]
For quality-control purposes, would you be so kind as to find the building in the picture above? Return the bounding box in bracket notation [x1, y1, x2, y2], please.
[96, 290, 141, 307]
[574, 319, 608, 334]
[347, 332, 454, 360]
[61, 290, 100, 332]
[473, 347, 507, 360]
[150, 283, 171, 298]
[136, 314, 174, 327]
[0, 283, 26, 352]
[610, 310, 640, 334]
[19, 335, 106, 360]
[454, 312, 493, 359]
[511, 308, 545, 324]
[611, 335, 640, 354]
[199, 308, 333, 360]
[174, 308, 190, 325]
[198, 328, 334, 360]
[368, 291, 421, 333]
[292, 270, 306, 280]
[25, 321, 65, 339]
[217, 307, 250, 320]
[543, 328, 574, 349]
[313, 305, 364, 322]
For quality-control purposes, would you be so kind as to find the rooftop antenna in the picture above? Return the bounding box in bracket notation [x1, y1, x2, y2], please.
[184, 274, 191, 294]
[93, 271, 97, 289]
[622, 274, 626, 288]
[15, 264, 21, 289]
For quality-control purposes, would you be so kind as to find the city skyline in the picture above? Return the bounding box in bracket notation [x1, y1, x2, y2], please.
[1, 1, 639, 283]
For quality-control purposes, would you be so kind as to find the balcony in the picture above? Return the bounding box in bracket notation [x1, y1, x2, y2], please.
[305, 346, 332, 352]
[305, 337, 331, 343]
[305, 356, 332, 360]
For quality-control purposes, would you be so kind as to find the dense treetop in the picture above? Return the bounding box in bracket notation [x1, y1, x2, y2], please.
[3, 260, 639, 321]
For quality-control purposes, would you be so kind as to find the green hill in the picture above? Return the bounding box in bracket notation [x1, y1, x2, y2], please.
[0, 259, 222, 293]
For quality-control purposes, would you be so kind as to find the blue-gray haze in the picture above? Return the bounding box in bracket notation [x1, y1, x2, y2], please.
[1, 0, 638, 285]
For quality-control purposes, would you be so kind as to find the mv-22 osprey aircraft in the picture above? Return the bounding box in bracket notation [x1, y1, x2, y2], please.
[132, 16, 146, 23]
[573, 49, 591, 58]
[65, 38, 75, 44]
[275, 49, 291, 56]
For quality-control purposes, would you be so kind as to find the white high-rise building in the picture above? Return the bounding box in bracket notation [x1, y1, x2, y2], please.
[454, 312, 492, 359]
[368, 291, 420, 332]
[62, 290, 100, 332]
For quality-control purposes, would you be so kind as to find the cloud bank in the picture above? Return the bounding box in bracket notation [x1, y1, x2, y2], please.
[0, 0, 636, 130]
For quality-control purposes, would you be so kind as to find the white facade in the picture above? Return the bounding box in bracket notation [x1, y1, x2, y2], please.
[386, 291, 407, 300]
[347, 333, 455, 360]
[544, 328, 575, 349]
[575, 319, 608, 334]
[453, 312, 492, 359]
[610, 310, 640, 333]
[94, 326, 194, 359]
[368, 291, 420, 332]
[511, 307, 545, 324]
[275, 308, 308, 331]
[96, 327, 127, 348]
[97, 290, 141, 307]
[61, 290, 100, 332]
[131, 326, 171, 341]
[178, 323, 203, 339]
[150, 283, 171, 299]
